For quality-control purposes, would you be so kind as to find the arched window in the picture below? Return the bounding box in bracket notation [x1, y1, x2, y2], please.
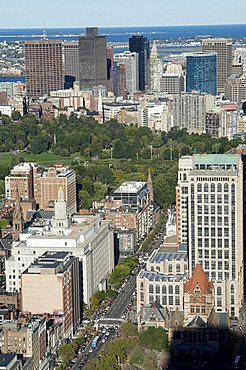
[149, 285, 154, 294]
[175, 285, 180, 295]
[140, 282, 144, 290]
[217, 183, 222, 192]
[204, 183, 209, 192]
[156, 285, 160, 294]
[217, 286, 222, 296]
[197, 183, 202, 192]
[156, 266, 160, 272]
[231, 284, 234, 294]
[176, 264, 180, 273]
[162, 286, 167, 294]
[150, 266, 154, 271]
[184, 264, 188, 271]
[211, 183, 215, 192]
[169, 285, 173, 294]
[224, 183, 229, 192]
[168, 264, 173, 273]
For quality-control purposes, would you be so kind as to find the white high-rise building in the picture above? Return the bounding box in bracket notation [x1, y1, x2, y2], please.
[5, 189, 114, 304]
[177, 154, 244, 317]
[173, 92, 215, 134]
[114, 51, 139, 97]
[149, 41, 163, 92]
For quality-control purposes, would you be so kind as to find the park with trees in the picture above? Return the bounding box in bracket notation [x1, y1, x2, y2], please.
[0, 112, 244, 209]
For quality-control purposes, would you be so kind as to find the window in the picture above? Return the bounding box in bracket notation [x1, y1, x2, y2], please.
[176, 264, 180, 273]
[231, 285, 234, 294]
[168, 264, 172, 273]
[149, 295, 154, 304]
[224, 183, 229, 192]
[149, 285, 154, 294]
[217, 183, 222, 192]
[204, 183, 209, 192]
[175, 285, 180, 295]
[140, 282, 144, 290]
[156, 285, 160, 294]
[197, 183, 202, 192]
[162, 286, 166, 294]
[162, 296, 167, 305]
[175, 296, 180, 305]
[169, 286, 173, 294]
[217, 286, 222, 296]
[211, 183, 215, 192]
[169, 296, 174, 305]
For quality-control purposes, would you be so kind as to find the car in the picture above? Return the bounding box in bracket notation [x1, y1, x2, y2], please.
[89, 348, 93, 353]
[101, 338, 106, 343]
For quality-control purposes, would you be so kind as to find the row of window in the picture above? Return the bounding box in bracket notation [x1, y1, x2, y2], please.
[148, 295, 181, 306]
[198, 238, 230, 249]
[148, 285, 180, 295]
[197, 194, 229, 204]
[196, 183, 233, 192]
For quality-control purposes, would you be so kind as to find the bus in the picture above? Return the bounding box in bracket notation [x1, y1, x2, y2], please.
[233, 355, 240, 369]
[91, 335, 100, 349]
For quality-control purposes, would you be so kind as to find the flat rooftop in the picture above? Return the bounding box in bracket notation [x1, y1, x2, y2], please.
[149, 251, 188, 264]
[114, 181, 147, 194]
[139, 271, 186, 282]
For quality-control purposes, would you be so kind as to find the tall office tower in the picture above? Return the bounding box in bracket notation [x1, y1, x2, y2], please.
[202, 38, 233, 93]
[24, 40, 63, 99]
[176, 156, 193, 250]
[113, 62, 127, 99]
[149, 41, 162, 92]
[173, 92, 215, 134]
[185, 154, 244, 317]
[114, 51, 139, 97]
[64, 41, 79, 87]
[186, 52, 217, 96]
[106, 47, 114, 93]
[5, 162, 34, 201]
[160, 73, 184, 94]
[78, 27, 107, 89]
[129, 35, 150, 91]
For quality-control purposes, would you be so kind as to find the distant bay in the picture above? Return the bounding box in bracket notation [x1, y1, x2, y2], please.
[0, 24, 246, 43]
[0, 76, 25, 83]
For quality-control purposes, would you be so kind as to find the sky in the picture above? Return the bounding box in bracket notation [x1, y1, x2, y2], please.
[2, 0, 246, 28]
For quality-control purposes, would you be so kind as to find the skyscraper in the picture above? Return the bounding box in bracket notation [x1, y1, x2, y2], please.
[149, 41, 163, 92]
[129, 35, 150, 91]
[202, 38, 233, 93]
[186, 52, 217, 96]
[78, 27, 107, 89]
[25, 40, 63, 99]
[64, 41, 79, 88]
[114, 51, 139, 97]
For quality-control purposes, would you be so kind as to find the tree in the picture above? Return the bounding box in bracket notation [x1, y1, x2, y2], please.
[58, 343, 76, 367]
[79, 190, 92, 209]
[139, 327, 168, 352]
[11, 111, 21, 121]
[0, 218, 9, 235]
[121, 322, 138, 338]
[93, 181, 107, 201]
[82, 176, 94, 196]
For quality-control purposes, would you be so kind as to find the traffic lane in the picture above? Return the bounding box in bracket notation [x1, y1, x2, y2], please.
[106, 277, 136, 318]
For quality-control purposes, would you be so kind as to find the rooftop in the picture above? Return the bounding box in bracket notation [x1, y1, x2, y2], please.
[149, 251, 187, 264]
[139, 271, 186, 282]
[0, 354, 17, 366]
[193, 153, 240, 166]
[114, 181, 147, 194]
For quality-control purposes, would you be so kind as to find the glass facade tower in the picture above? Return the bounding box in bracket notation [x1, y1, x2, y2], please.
[186, 52, 217, 96]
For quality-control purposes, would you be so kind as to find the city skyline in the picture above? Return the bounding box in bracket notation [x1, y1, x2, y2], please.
[1, 0, 246, 28]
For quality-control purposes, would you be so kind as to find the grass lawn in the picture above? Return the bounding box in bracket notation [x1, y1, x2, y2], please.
[0, 151, 82, 167]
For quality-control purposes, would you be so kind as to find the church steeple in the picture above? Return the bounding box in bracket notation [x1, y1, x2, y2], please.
[147, 168, 154, 203]
[12, 187, 24, 240]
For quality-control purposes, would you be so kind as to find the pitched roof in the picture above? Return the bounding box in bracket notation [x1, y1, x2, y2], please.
[185, 264, 213, 294]
[187, 315, 206, 328]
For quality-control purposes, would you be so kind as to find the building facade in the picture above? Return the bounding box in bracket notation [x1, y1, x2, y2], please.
[114, 52, 139, 97]
[78, 27, 107, 89]
[129, 35, 150, 91]
[21, 252, 81, 337]
[63, 41, 79, 82]
[25, 40, 63, 99]
[186, 52, 217, 96]
[149, 41, 162, 92]
[6, 191, 114, 304]
[202, 38, 232, 94]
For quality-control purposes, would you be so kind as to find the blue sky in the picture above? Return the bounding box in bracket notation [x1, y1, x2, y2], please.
[2, 0, 246, 28]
